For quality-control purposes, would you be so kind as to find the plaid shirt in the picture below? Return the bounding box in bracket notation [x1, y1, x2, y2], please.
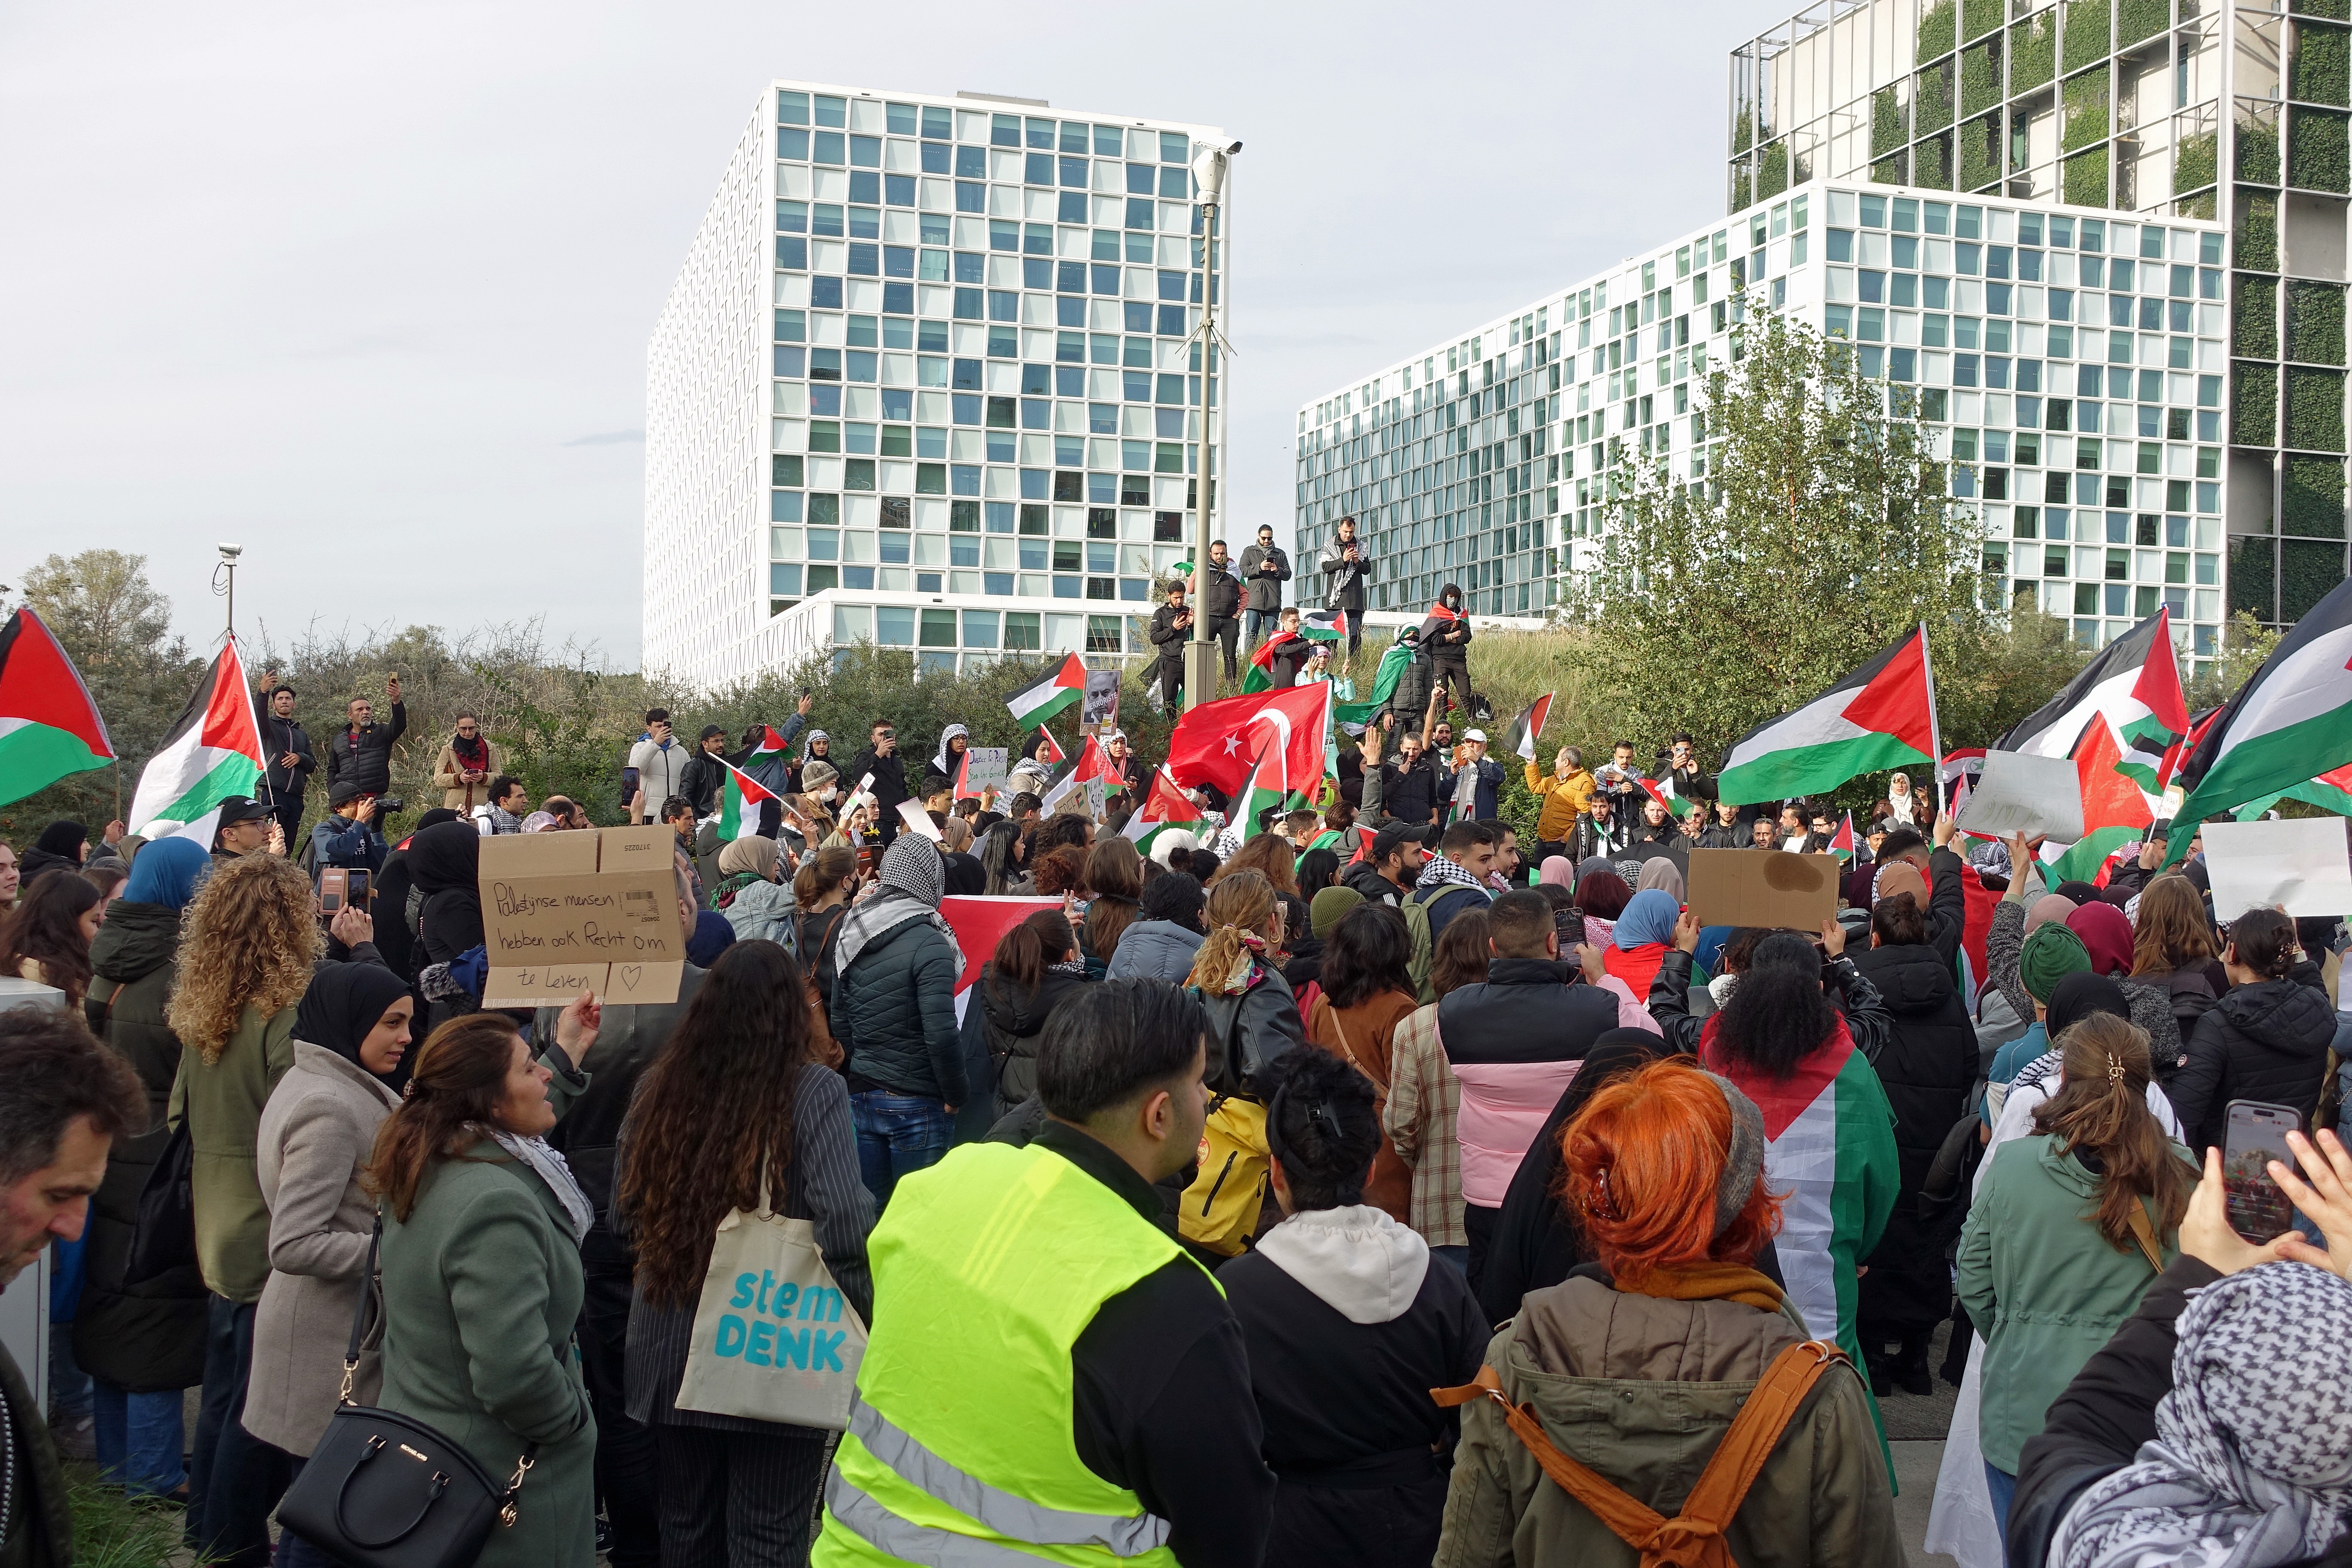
[1381, 1002, 1465, 1247]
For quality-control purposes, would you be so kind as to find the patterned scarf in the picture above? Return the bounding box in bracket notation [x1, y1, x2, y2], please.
[833, 834, 966, 980]
[2055, 1263, 2352, 1568]
[1415, 853, 1488, 897]
[488, 1127, 594, 1242]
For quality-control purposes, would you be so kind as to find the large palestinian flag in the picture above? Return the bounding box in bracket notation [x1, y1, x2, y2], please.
[2000, 608, 2189, 794]
[127, 642, 265, 842]
[1241, 631, 1298, 694]
[940, 895, 1061, 1026]
[1165, 680, 1332, 797]
[1335, 638, 1414, 731]
[1121, 766, 1204, 854]
[2047, 714, 2156, 885]
[1006, 653, 1087, 728]
[2167, 577, 2352, 864]
[1715, 628, 1939, 805]
[0, 608, 116, 808]
[713, 759, 783, 841]
[2236, 761, 2352, 821]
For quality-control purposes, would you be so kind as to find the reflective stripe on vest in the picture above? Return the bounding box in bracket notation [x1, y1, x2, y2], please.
[846, 1397, 1172, 1556]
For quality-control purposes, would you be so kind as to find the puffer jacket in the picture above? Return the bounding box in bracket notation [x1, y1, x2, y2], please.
[1848, 934, 1977, 1330]
[78, 903, 209, 1392]
[980, 965, 1090, 1118]
[1434, 1273, 1902, 1567]
[1102, 919, 1203, 983]
[827, 915, 966, 1105]
[2168, 958, 2334, 1156]
[1436, 959, 1625, 1208]
[719, 877, 797, 949]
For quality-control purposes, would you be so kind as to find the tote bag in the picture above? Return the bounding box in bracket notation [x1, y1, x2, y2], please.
[673, 1208, 867, 1430]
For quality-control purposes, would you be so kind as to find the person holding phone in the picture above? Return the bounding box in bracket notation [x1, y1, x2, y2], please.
[306, 785, 386, 876]
[845, 719, 909, 848]
[2168, 906, 2335, 1160]
[1957, 1012, 2197, 1540]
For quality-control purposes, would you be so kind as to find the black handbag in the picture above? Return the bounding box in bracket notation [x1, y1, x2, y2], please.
[121, 1121, 196, 1288]
[276, 1215, 536, 1568]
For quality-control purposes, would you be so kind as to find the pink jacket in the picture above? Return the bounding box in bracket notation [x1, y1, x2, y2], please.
[1446, 977, 1659, 1207]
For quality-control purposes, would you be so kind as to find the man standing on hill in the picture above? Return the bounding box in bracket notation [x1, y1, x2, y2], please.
[255, 681, 315, 850]
[1317, 515, 1371, 663]
[322, 674, 404, 807]
[1237, 524, 1291, 652]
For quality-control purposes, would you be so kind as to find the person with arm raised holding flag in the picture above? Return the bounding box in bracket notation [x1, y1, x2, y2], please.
[1418, 586, 1473, 719]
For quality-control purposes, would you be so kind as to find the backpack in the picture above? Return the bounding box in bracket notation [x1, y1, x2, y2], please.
[1433, 1339, 1851, 1568]
[1176, 982, 1272, 1256]
[1403, 882, 1481, 1005]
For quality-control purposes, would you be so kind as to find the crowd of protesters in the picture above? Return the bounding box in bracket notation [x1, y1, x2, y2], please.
[0, 632, 2349, 1568]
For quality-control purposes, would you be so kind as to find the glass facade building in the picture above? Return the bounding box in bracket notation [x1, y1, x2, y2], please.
[1294, 186, 2235, 653]
[1727, 0, 2351, 625]
[645, 82, 1229, 686]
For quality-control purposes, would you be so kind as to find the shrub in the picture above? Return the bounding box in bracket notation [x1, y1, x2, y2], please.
[2064, 145, 2110, 206]
[2288, 279, 2347, 364]
[2282, 537, 2351, 617]
[1963, 40, 2004, 117]
[2064, 0, 2112, 71]
[1964, 0, 2004, 43]
[2236, 274, 2281, 359]
[2230, 537, 2277, 621]
[2289, 106, 2352, 190]
[1960, 114, 2003, 191]
[2064, 70, 2110, 151]
[2117, 0, 2167, 49]
[2240, 111, 2283, 182]
[1917, 59, 1955, 133]
[1757, 140, 1790, 200]
[2236, 361, 2281, 445]
[1872, 85, 1908, 156]
[2175, 130, 2219, 192]
[1915, 134, 1953, 190]
[2238, 188, 2280, 269]
[2292, 19, 2352, 104]
[2010, 12, 2058, 90]
[1918, 0, 1957, 62]
[2285, 365, 2347, 450]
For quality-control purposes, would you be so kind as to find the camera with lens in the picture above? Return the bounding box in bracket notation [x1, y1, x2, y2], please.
[375, 795, 405, 816]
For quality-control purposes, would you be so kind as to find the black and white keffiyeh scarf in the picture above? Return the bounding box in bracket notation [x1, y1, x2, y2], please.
[1415, 853, 1488, 898]
[2054, 1263, 2352, 1568]
[833, 834, 966, 981]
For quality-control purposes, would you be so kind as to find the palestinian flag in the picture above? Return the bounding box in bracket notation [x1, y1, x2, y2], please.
[940, 896, 1062, 1026]
[2048, 714, 2155, 885]
[1335, 639, 1415, 731]
[2167, 577, 2352, 864]
[1028, 726, 1066, 766]
[2235, 761, 2352, 820]
[0, 607, 116, 808]
[1166, 680, 1332, 797]
[1703, 1019, 1900, 1389]
[1715, 628, 1939, 805]
[1231, 736, 1298, 839]
[127, 642, 265, 842]
[714, 759, 783, 841]
[1006, 653, 1087, 728]
[1122, 766, 1204, 853]
[1828, 812, 1856, 862]
[1298, 608, 1348, 642]
[2000, 608, 2188, 795]
[1241, 630, 1298, 694]
[1636, 774, 1677, 814]
[1506, 693, 1555, 763]
[743, 724, 793, 763]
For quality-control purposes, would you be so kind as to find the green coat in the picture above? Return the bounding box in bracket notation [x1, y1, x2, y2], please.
[377, 1059, 594, 1568]
[1956, 1132, 2191, 1472]
[168, 1001, 299, 1304]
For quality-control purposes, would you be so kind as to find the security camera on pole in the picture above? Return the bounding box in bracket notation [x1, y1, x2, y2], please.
[1182, 140, 1241, 711]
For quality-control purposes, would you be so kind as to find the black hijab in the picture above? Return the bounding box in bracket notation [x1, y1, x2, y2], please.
[294, 962, 413, 1086]
[407, 820, 479, 896]
[2044, 971, 2132, 1044]
[32, 821, 87, 858]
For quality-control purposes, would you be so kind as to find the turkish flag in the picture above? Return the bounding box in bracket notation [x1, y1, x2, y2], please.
[1164, 682, 1333, 797]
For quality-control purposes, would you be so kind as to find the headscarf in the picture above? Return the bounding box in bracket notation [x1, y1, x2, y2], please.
[1309, 885, 1364, 940]
[521, 811, 558, 833]
[32, 821, 87, 858]
[2056, 879, 2107, 906]
[687, 910, 736, 968]
[932, 723, 968, 775]
[2053, 1263, 2352, 1568]
[2045, 971, 2132, 1041]
[802, 728, 830, 762]
[2021, 919, 2094, 1003]
[121, 836, 207, 912]
[1539, 856, 1575, 891]
[293, 962, 413, 1085]
[716, 836, 779, 881]
[1634, 858, 1685, 903]
[1577, 870, 1632, 922]
[1874, 861, 1929, 909]
[1613, 888, 1681, 951]
[450, 726, 490, 773]
[2027, 892, 2079, 935]
[2068, 900, 2135, 977]
[833, 834, 965, 979]
[407, 820, 480, 896]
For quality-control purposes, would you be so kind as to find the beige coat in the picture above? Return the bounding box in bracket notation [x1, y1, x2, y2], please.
[246, 1041, 401, 1455]
[432, 740, 500, 811]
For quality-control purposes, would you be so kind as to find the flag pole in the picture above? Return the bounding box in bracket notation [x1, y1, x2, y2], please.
[1917, 622, 1947, 815]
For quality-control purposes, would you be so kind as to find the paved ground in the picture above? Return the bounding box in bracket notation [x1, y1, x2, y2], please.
[1880, 1317, 1966, 1565]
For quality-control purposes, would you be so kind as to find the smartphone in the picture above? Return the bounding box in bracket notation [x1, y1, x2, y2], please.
[345, 869, 372, 909]
[2222, 1099, 2302, 1241]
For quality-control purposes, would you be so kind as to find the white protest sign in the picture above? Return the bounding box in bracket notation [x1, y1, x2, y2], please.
[2202, 818, 2352, 923]
[1951, 750, 2086, 845]
[896, 800, 943, 842]
[962, 747, 1008, 794]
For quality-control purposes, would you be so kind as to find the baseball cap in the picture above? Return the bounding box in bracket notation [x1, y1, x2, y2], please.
[1370, 823, 1423, 863]
[1464, 729, 1488, 743]
[216, 795, 272, 825]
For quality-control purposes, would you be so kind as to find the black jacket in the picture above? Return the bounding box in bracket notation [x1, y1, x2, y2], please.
[260, 713, 317, 804]
[2169, 959, 2335, 1155]
[1646, 948, 1895, 1064]
[826, 915, 966, 1105]
[1149, 602, 1192, 662]
[321, 701, 407, 795]
[980, 965, 1090, 1118]
[1378, 756, 1439, 826]
[1237, 544, 1291, 612]
[536, 967, 708, 1239]
[844, 746, 910, 822]
[1317, 539, 1372, 612]
[1343, 861, 1413, 908]
[0, 1338, 69, 1568]
[1197, 562, 1242, 622]
[1263, 636, 1313, 689]
[1417, 609, 1473, 665]
[1031, 1120, 1275, 1568]
[1656, 762, 1718, 800]
[678, 747, 731, 818]
[1436, 957, 1622, 1076]
[1563, 813, 1623, 866]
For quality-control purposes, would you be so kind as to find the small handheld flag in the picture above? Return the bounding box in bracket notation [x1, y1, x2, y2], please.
[1297, 608, 1348, 642]
[1507, 693, 1555, 764]
[713, 760, 784, 842]
[1029, 726, 1067, 766]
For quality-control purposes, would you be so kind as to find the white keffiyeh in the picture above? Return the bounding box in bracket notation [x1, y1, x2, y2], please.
[489, 1127, 595, 1242]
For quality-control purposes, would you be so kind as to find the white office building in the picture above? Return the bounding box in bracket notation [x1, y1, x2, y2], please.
[644, 81, 1231, 688]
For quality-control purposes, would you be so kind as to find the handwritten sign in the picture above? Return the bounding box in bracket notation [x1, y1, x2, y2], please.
[1687, 848, 1839, 931]
[481, 826, 683, 1006]
[962, 747, 1008, 795]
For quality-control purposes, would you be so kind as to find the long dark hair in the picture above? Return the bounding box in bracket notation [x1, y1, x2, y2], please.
[0, 869, 100, 1007]
[1295, 847, 1341, 894]
[1708, 931, 1837, 1078]
[618, 941, 815, 1306]
[366, 1015, 527, 1221]
[1320, 904, 1412, 1008]
[989, 909, 1078, 998]
[2033, 1013, 2193, 1248]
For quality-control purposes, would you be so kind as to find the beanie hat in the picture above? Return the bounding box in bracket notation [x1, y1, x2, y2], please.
[801, 760, 839, 794]
[2020, 920, 2094, 1003]
[1309, 885, 1366, 940]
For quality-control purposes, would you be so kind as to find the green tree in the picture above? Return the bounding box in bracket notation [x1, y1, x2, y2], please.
[0, 551, 202, 838]
[1568, 310, 1998, 772]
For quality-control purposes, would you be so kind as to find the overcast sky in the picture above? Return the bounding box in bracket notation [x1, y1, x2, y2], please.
[0, 0, 1761, 670]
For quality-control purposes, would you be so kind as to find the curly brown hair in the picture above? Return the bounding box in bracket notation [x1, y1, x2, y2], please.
[166, 854, 321, 1063]
[366, 1014, 527, 1222]
[617, 941, 815, 1306]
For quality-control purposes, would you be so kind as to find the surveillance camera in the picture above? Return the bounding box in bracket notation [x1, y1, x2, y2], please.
[218, 543, 243, 558]
[1225, 141, 1243, 155]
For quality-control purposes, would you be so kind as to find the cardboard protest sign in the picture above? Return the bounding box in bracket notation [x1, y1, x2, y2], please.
[1952, 750, 2086, 844]
[480, 825, 685, 1007]
[1082, 669, 1121, 732]
[1687, 847, 1840, 932]
[896, 800, 943, 842]
[2202, 818, 2352, 923]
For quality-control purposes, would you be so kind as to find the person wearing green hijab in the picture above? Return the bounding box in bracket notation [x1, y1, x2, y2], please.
[1983, 922, 2095, 1124]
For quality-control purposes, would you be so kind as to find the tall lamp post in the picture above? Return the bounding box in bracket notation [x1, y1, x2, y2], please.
[1183, 141, 1240, 710]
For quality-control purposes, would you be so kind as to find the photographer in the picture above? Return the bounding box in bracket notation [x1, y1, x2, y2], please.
[1149, 579, 1194, 709]
[309, 783, 387, 875]
[257, 680, 316, 848]
[846, 718, 910, 847]
[1654, 733, 1718, 800]
[1237, 524, 1292, 651]
[320, 674, 404, 803]
[1317, 515, 1372, 662]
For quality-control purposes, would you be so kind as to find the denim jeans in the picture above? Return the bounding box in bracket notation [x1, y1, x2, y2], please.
[850, 1090, 952, 1211]
[93, 1380, 185, 1497]
[1243, 608, 1276, 650]
[189, 1295, 290, 1567]
[1983, 1461, 2017, 1561]
[274, 1463, 341, 1568]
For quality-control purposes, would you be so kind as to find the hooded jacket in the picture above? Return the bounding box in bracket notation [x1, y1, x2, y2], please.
[1102, 918, 1204, 983]
[1418, 591, 1473, 665]
[1221, 1205, 1486, 1568]
[1436, 959, 1626, 1208]
[1434, 1274, 1902, 1567]
[2167, 958, 2335, 1157]
[980, 964, 1090, 1117]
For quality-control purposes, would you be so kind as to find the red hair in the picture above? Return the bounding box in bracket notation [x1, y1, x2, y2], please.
[1559, 1057, 1781, 1284]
